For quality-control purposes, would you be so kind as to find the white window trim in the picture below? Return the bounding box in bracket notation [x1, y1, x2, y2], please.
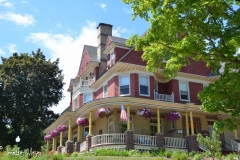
[119, 75, 131, 96]
[179, 81, 190, 101]
[74, 98, 78, 111]
[103, 84, 108, 98]
[139, 75, 150, 96]
[154, 79, 158, 92]
[83, 93, 92, 104]
[150, 117, 164, 134]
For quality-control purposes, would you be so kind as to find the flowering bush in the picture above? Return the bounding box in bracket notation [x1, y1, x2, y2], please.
[44, 135, 51, 141]
[76, 118, 89, 126]
[96, 108, 112, 118]
[57, 125, 67, 132]
[137, 108, 152, 118]
[50, 130, 59, 138]
[167, 111, 181, 122]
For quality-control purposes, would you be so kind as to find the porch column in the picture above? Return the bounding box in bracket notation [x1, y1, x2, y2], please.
[234, 129, 239, 139]
[127, 105, 130, 130]
[157, 108, 161, 133]
[75, 125, 81, 152]
[60, 132, 63, 146]
[77, 125, 81, 141]
[156, 108, 164, 148]
[185, 112, 189, 136]
[66, 117, 74, 154]
[57, 132, 63, 153]
[54, 137, 57, 151]
[89, 110, 93, 135]
[68, 118, 73, 141]
[46, 140, 50, 153]
[189, 110, 194, 135]
[52, 137, 55, 151]
[86, 110, 93, 151]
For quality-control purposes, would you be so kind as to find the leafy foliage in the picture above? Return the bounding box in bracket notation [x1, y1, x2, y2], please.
[122, 0, 240, 131]
[197, 130, 222, 159]
[0, 49, 64, 150]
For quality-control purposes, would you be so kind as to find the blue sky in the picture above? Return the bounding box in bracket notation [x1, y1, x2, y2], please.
[0, 0, 149, 113]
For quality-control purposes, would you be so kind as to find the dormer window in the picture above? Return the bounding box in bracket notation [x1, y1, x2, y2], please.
[109, 53, 115, 67]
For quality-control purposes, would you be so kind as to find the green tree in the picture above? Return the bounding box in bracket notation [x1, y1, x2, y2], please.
[123, 0, 240, 132]
[197, 131, 222, 160]
[0, 49, 64, 150]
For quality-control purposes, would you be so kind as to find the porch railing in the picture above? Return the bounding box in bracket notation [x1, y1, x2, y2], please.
[154, 92, 174, 102]
[134, 134, 157, 146]
[81, 77, 95, 87]
[91, 134, 125, 146]
[80, 141, 86, 152]
[231, 140, 240, 152]
[164, 137, 186, 148]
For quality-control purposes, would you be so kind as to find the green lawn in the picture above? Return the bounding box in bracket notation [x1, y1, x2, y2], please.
[66, 156, 168, 160]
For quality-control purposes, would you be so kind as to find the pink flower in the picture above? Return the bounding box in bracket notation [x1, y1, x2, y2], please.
[76, 118, 89, 126]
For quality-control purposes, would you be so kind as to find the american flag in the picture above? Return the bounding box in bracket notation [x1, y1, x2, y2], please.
[120, 103, 129, 121]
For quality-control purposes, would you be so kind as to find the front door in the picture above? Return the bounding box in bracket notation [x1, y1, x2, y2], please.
[188, 121, 198, 135]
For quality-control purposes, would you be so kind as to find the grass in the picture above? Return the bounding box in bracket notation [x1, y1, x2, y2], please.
[65, 156, 167, 160]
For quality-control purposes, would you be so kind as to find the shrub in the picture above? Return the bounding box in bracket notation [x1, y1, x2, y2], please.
[197, 130, 221, 159]
[172, 151, 188, 160]
[141, 151, 151, 157]
[225, 152, 238, 160]
[193, 153, 204, 160]
[118, 149, 129, 157]
[164, 149, 172, 158]
[70, 151, 79, 157]
[128, 149, 141, 157]
[189, 151, 197, 157]
[50, 153, 64, 160]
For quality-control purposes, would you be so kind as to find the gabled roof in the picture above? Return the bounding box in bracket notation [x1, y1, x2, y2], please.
[109, 36, 127, 45]
[85, 45, 99, 62]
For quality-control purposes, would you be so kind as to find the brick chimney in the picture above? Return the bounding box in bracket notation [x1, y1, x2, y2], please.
[97, 23, 112, 76]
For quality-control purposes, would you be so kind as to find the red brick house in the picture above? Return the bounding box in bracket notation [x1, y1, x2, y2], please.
[43, 23, 239, 153]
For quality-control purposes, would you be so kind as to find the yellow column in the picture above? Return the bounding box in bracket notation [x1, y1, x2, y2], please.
[127, 105, 130, 130]
[185, 112, 189, 136]
[234, 129, 238, 139]
[77, 125, 81, 141]
[68, 118, 73, 141]
[60, 132, 63, 146]
[54, 137, 57, 150]
[46, 140, 50, 153]
[52, 138, 55, 151]
[89, 110, 92, 135]
[157, 108, 161, 133]
[189, 110, 194, 135]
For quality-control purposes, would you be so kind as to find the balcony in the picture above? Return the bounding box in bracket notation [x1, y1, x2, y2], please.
[154, 92, 174, 102]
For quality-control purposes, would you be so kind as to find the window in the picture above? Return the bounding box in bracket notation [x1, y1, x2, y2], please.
[84, 126, 89, 137]
[179, 81, 189, 101]
[150, 118, 163, 136]
[120, 116, 133, 133]
[171, 121, 175, 129]
[103, 84, 108, 98]
[84, 94, 92, 104]
[139, 76, 149, 96]
[73, 130, 77, 143]
[120, 76, 130, 95]
[110, 53, 114, 60]
[108, 116, 114, 133]
[74, 99, 78, 111]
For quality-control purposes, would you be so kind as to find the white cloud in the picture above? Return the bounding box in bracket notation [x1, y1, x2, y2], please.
[113, 27, 128, 37]
[22, 1, 28, 4]
[0, 12, 35, 27]
[26, 20, 97, 113]
[94, 3, 106, 11]
[56, 23, 62, 28]
[8, 43, 17, 53]
[122, 8, 132, 14]
[0, 0, 14, 9]
[0, 48, 5, 55]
